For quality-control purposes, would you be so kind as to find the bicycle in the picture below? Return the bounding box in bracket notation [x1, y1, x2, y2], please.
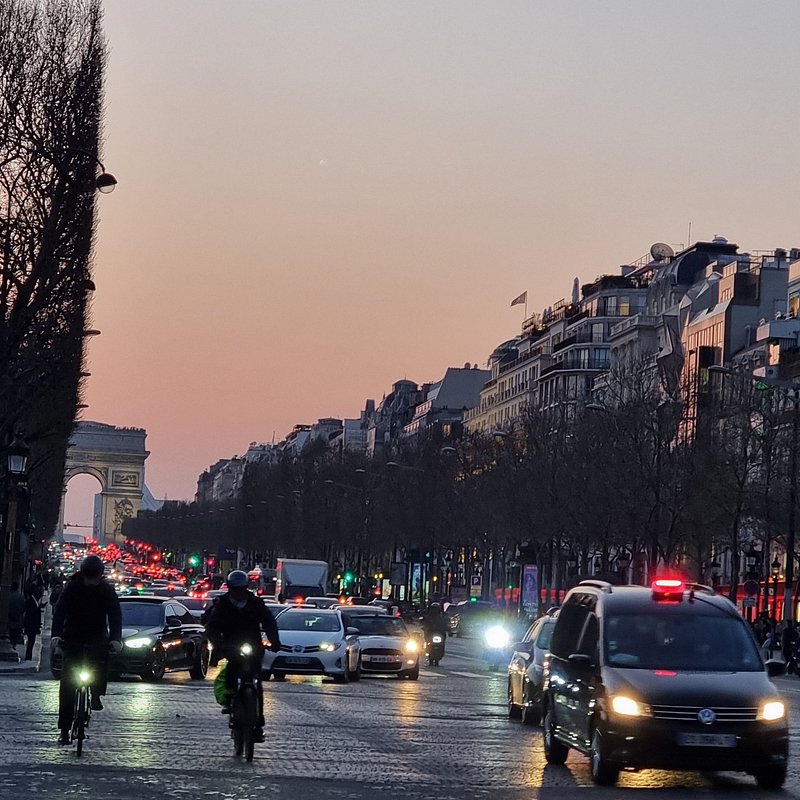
[71, 660, 93, 756]
[228, 642, 261, 762]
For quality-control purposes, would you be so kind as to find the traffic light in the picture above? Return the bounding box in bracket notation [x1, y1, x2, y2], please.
[206, 556, 216, 570]
[343, 571, 354, 585]
[188, 553, 200, 567]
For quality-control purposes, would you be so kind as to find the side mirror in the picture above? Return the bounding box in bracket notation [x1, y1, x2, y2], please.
[513, 642, 532, 659]
[567, 652, 595, 669]
[766, 659, 786, 677]
[346, 627, 360, 636]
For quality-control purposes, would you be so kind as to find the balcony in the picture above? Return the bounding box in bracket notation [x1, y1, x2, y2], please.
[609, 314, 660, 339]
[539, 358, 610, 377]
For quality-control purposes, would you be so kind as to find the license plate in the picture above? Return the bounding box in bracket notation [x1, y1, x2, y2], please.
[677, 733, 737, 748]
[364, 655, 400, 663]
[285, 657, 311, 665]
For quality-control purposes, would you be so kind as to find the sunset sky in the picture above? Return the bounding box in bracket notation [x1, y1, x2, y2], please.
[66, 1, 800, 523]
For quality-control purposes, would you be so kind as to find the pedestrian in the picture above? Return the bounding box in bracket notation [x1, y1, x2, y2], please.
[753, 612, 770, 646]
[8, 580, 24, 648]
[22, 587, 43, 662]
[49, 579, 64, 608]
[783, 620, 799, 675]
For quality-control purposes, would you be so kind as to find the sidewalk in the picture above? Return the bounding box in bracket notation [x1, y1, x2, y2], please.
[0, 595, 51, 675]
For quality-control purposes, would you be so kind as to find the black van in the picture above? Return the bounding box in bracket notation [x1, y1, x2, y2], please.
[542, 579, 788, 788]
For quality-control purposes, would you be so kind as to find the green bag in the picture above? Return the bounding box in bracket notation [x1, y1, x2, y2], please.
[213, 662, 230, 705]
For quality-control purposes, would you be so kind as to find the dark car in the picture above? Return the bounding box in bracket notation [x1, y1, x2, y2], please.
[542, 579, 788, 788]
[447, 600, 498, 637]
[508, 611, 558, 725]
[53, 596, 210, 682]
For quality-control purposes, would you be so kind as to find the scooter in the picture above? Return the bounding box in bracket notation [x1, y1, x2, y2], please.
[425, 633, 445, 666]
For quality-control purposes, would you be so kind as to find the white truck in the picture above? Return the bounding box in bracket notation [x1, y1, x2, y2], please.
[275, 558, 329, 602]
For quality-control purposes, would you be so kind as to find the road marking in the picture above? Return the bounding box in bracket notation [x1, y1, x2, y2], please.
[450, 671, 486, 679]
[420, 670, 446, 678]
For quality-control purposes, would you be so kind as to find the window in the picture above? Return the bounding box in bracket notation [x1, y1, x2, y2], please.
[791, 294, 799, 317]
[550, 595, 592, 658]
[619, 296, 630, 316]
[591, 323, 604, 343]
[605, 296, 618, 316]
[576, 614, 599, 659]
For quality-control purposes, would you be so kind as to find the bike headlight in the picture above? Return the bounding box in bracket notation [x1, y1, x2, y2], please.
[125, 636, 154, 649]
[240, 643, 254, 656]
[758, 700, 785, 721]
[611, 694, 651, 717]
[406, 639, 418, 652]
[77, 669, 91, 683]
[484, 626, 510, 649]
[431, 635, 443, 644]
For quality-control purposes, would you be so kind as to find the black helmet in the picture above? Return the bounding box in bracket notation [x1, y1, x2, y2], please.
[227, 570, 249, 589]
[80, 554, 105, 578]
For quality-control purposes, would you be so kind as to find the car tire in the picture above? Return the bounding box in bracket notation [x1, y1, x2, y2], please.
[350, 660, 361, 681]
[543, 705, 569, 765]
[521, 684, 541, 725]
[189, 644, 209, 680]
[405, 663, 420, 680]
[590, 728, 620, 786]
[508, 680, 522, 719]
[754, 765, 787, 790]
[141, 648, 166, 683]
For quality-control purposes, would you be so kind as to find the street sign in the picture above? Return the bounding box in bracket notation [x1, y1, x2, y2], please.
[743, 597, 757, 608]
[470, 575, 481, 586]
[743, 579, 759, 597]
[470, 574, 482, 598]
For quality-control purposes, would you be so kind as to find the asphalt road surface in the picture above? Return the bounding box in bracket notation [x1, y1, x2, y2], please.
[1, 637, 799, 799]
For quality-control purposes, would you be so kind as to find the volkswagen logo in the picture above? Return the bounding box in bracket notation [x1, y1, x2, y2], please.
[293, 645, 303, 653]
[697, 708, 716, 725]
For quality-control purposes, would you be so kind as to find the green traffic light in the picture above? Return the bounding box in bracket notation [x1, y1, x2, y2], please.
[188, 554, 200, 567]
[343, 571, 354, 584]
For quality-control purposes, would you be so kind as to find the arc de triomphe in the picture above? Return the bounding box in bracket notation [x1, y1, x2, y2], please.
[60, 421, 150, 543]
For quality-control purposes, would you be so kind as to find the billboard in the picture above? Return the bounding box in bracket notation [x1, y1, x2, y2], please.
[521, 564, 539, 613]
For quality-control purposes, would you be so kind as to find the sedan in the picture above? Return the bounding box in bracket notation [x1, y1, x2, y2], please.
[507, 612, 558, 725]
[263, 608, 360, 683]
[115, 596, 210, 681]
[349, 614, 419, 679]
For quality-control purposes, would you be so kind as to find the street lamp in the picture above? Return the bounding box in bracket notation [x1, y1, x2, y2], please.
[772, 558, 781, 627]
[0, 433, 30, 662]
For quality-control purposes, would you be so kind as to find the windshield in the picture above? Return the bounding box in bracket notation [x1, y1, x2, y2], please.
[178, 598, 207, 611]
[121, 603, 164, 628]
[604, 610, 762, 671]
[277, 612, 342, 632]
[349, 616, 408, 636]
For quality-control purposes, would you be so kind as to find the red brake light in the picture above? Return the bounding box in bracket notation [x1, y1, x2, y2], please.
[654, 670, 677, 677]
[653, 579, 683, 589]
[651, 578, 685, 602]
[294, 596, 303, 604]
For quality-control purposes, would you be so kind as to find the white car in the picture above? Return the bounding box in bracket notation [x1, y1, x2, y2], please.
[347, 613, 420, 680]
[263, 608, 361, 683]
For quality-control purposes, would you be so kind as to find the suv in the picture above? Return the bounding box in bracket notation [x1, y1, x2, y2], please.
[542, 579, 788, 788]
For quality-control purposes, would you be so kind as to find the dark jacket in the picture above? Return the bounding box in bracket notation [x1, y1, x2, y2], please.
[204, 592, 280, 653]
[23, 593, 42, 633]
[421, 609, 448, 636]
[51, 574, 122, 645]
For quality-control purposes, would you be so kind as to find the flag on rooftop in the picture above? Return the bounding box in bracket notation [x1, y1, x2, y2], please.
[510, 291, 527, 307]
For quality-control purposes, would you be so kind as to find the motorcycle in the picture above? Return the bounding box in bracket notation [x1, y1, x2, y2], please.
[482, 624, 513, 671]
[425, 633, 445, 666]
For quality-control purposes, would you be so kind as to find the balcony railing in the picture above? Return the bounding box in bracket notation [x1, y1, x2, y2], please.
[609, 314, 660, 338]
[540, 358, 610, 377]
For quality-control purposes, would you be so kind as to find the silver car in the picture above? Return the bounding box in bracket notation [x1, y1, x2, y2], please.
[507, 613, 558, 725]
[263, 608, 361, 683]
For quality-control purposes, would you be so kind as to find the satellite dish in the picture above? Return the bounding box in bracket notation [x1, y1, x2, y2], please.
[650, 242, 675, 262]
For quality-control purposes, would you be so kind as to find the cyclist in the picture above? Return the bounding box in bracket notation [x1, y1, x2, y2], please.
[204, 570, 281, 742]
[51, 555, 122, 744]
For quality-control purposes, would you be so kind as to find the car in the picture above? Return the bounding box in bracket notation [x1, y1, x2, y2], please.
[447, 600, 499, 637]
[507, 612, 558, 725]
[50, 596, 210, 682]
[542, 579, 789, 788]
[303, 596, 339, 609]
[349, 614, 420, 680]
[177, 596, 210, 619]
[263, 608, 361, 683]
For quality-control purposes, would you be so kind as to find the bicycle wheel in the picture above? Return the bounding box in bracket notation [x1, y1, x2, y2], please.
[75, 687, 87, 757]
[233, 686, 257, 759]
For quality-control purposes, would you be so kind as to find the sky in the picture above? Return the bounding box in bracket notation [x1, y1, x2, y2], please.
[66, 0, 800, 523]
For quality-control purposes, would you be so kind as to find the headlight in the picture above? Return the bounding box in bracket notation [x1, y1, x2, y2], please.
[484, 626, 510, 649]
[759, 700, 785, 721]
[431, 635, 442, 644]
[406, 639, 419, 652]
[240, 643, 254, 656]
[77, 669, 91, 683]
[320, 642, 337, 652]
[611, 694, 651, 717]
[125, 636, 154, 649]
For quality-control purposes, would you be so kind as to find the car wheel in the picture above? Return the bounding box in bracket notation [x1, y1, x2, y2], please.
[405, 663, 420, 680]
[542, 705, 569, 765]
[350, 659, 361, 681]
[508, 679, 522, 719]
[189, 644, 209, 680]
[590, 728, 620, 786]
[754, 765, 787, 790]
[141, 648, 166, 683]
[521, 684, 542, 725]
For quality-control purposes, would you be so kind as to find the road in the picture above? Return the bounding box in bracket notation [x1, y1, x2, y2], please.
[1, 637, 799, 799]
